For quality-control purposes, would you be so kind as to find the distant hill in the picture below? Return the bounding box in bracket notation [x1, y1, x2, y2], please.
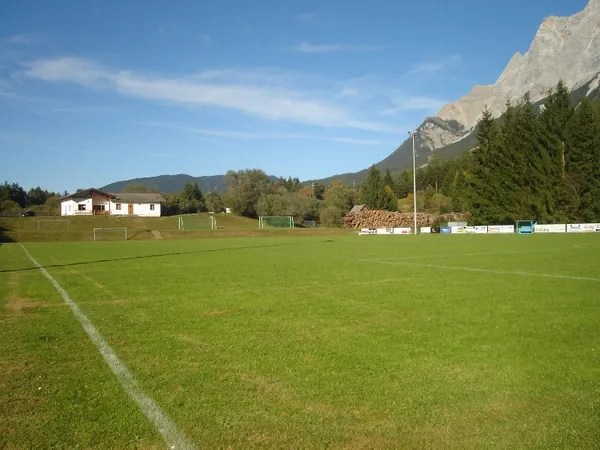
[101, 173, 280, 194]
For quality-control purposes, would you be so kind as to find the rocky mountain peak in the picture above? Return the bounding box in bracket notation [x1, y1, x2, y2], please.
[419, 0, 600, 153]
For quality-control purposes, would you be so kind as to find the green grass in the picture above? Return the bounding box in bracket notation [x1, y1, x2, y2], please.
[1, 234, 600, 449]
[1, 214, 342, 242]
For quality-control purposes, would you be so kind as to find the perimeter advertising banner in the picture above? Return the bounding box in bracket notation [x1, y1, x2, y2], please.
[534, 224, 566, 233]
[359, 228, 412, 235]
[487, 225, 515, 234]
[566, 223, 600, 233]
[420, 227, 432, 234]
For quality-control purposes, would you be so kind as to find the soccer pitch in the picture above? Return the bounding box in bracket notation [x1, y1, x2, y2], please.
[1, 235, 599, 449]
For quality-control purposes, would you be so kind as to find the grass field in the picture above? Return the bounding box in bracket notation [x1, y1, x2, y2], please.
[0, 214, 346, 242]
[1, 234, 599, 449]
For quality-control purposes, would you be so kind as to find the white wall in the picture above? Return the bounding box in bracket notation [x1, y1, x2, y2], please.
[62, 198, 161, 216]
[61, 198, 92, 216]
[109, 200, 161, 217]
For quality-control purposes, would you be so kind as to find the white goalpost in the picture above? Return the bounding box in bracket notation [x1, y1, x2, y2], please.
[93, 227, 128, 242]
[178, 215, 217, 230]
[259, 216, 294, 229]
[37, 219, 70, 232]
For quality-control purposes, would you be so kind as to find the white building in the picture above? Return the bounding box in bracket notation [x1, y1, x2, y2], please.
[60, 189, 166, 217]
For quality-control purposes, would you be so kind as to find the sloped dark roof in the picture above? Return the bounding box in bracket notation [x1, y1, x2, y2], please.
[111, 193, 166, 203]
[60, 189, 165, 203]
[349, 204, 368, 213]
[59, 188, 114, 200]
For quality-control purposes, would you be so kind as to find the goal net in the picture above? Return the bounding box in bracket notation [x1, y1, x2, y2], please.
[93, 227, 128, 242]
[259, 216, 294, 229]
[37, 219, 70, 232]
[178, 214, 217, 230]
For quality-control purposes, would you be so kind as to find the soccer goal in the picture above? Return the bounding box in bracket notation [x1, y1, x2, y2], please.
[178, 215, 217, 230]
[37, 219, 70, 232]
[259, 216, 294, 229]
[303, 220, 317, 228]
[93, 227, 128, 242]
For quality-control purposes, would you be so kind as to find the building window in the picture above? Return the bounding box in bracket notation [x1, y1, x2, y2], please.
[93, 205, 106, 211]
[150, 204, 155, 210]
[78, 204, 86, 211]
[116, 204, 121, 210]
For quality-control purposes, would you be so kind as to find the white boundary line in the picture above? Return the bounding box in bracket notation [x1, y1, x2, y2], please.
[19, 244, 196, 450]
[362, 247, 564, 262]
[359, 258, 600, 282]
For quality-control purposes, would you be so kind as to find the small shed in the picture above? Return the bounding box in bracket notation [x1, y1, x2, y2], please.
[349, 204, 369, 214]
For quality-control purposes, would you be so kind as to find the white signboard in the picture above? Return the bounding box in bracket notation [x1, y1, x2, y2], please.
[535, 224, 566, 233]
[567, 223, 600, 233]
[487, 225, 515, 234]
[420, 227, 431, 234]
[359, 227, 412, 235]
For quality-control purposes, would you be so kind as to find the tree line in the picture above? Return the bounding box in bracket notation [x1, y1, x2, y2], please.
[0, 183, 62, 215]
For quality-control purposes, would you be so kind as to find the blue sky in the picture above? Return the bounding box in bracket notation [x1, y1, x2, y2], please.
[0, 0, 589, 193]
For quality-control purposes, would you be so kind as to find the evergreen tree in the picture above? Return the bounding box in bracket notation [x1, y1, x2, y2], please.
[496, 100, 529, 222]
[360, 165, 387, 209]
[537, 80, 575, 221]
[180, 181, 206, 213]
[467, 107, 504, 224]
[382, 169, 395, 191]
[565, 97, 600, 222]
[518, 94, 549, 221]
[383, 186, 398, 211]
[394, 171, 412, 198]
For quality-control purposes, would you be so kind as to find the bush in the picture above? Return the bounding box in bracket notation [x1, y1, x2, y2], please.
[319, 206, 343, 227]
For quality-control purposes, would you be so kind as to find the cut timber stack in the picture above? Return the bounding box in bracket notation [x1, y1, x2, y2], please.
[342, 210, 468, 229]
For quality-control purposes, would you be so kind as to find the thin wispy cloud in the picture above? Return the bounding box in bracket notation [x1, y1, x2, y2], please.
[143, 122, 385, 145]
[406, 54, 462, 77]
[294, 13, 318, 24]
[3, 33, 42, 44]
[292, 41, 387, 53]
[339, 87, 359, 98]
[23, 57, 398, 133]
[382, 95, 448, 115]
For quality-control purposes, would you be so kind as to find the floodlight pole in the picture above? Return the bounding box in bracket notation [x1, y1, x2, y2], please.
[409, 130, 417, 235]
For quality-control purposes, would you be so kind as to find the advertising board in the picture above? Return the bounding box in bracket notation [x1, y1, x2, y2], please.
[420, 227, 431, 234]
[567, 223, 600, 233]
[440, 227, 451, 234]
[487, 225, 515, 234]
[534, 224, 566, 233]
[359, 227, 412, 235]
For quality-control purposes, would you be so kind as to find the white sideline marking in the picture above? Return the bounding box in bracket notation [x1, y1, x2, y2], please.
[359, 259, 600, 282]
[19, 244, 196, 450]
[367, 247, 563, 262]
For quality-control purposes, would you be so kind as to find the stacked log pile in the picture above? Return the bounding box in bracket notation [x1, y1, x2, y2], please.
[341, 210, 469, 229]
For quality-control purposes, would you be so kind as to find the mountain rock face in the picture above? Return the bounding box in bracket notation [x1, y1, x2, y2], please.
[421, 0, 600, 150]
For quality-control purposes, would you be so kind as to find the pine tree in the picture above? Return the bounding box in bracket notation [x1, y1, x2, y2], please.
[537, 80, 575, 221]
[394, 171, 411, 198]
[496, 100, 529, 222]
[565, 97, 600, 222]
[517, 94, 549, 221]
[467, 106, 504, 224]
[382, 169, 395, 191]
[360, 165, 387, 209]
